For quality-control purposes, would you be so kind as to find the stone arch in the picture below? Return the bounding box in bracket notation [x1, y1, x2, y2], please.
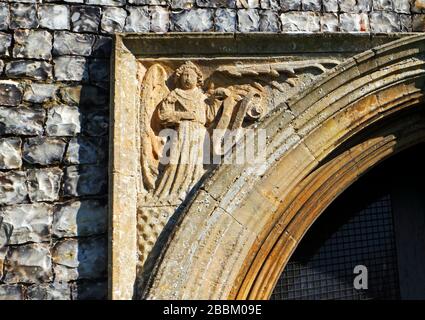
[143, 35, 425, 300]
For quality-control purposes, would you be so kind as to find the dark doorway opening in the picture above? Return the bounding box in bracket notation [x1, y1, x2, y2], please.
[271, 143, 425, 300]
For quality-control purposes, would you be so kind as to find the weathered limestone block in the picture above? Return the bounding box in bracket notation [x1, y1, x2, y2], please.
[89, 59, 109, 83]
[171, 0, 196, 8]
[400, 14, 412, 31]
[124, 6, 150, 32]
[413, 14, 425, 31]
[38, 4, 71, 30]
[339, 0, 372, 13]
[0, 3, 9, 31]
[10, 3, 38, 29]
[339, 13, 370, 31]
[27, 168, 64, 202]
[215, 8, 236, 31]
[0, 203, 53, 244]
[0, 33, 12, 57]
[280, 11, 321, 32]
[71, 6, 101, 33]
[0, 106, 45, 136]
[63, 165, 107, 196]
[27, 283, 71, 300]
[393, 0, 411, 13]
[82, 111, 109, 136]
[279, 0, 301, 11]
[197, 0, 237, 7]
[86, 0, 126, 5]
[260, 0, 280, 9]
[23, 83, 57, 104]
[100, 7, 127, 33]
[372, 0, 394, 10]
[238, 9, 260, 32]
[0, 138, 22, 169]
[4, 243, 52, 284]
[54, 56, 88, 81]
[150, 6, 170, 32]
[0, 285, 23, 300]
[0, 171, 27, 205]
[53, 32, 95, 57]
[92, 36, 112, 57]
[59, 85, 108, 106]
[0, 80, 22, 106]
[65, 137, 107, 165]
[13, 29, 52, 60]
[172, 9, 214, 31]
[71, 280, 107, 300]
[23, 137, 67, 165]
[259, 10, 280, 32]
[236, 0, 260, 7]
[5, 60, 52, 81]
[52, 238, 107, 280]
[321, 13, 339, 32]
[46, 105, 81, 136]
[370, 11, 400, 32]
[52, 200, 108, 238]
[323, 0, 338, 11]
[302, 0, 321, 11]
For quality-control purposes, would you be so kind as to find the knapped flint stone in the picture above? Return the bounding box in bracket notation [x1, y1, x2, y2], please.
[5, 60, 52, 81]
[4, 243, 52, 284]
[71, 280, 107, 300]
[413, 14, 425, 31]
[321, 12, 339, 32]
[393, 0, 411, 13]
[0, 203, 53, 245]
[53, 32, 95, 57]
[13, 29, 53, 60]
[128, 0, 167, 4]
[339, 13, 370, 32]
[0, 32, 12, 57]
[237, 9, 260, 31]
[27, 168, 64, 202]
[63, 165, 107, 196]
[23, 83, 57, 104]
[259, 10, 280, 32]
[0, 60, 3, 75]
[0, 285, 23, 300]
[372, 0, 394, 11]
[0, 3, 9, 31]
[82, 110, 109, 136]
[52, 200, 108, 238]
[279, 0, 301, 11]
[171, 0, 195, 9]
[86, 0, 125, 5]
[89, 59, 109, 83]
[0, 171, 27, 205]
[27, 283, 71, 300]
[323, 0, 338, 12]
[215, 8, 236, 32]
[53, 264, 78, 282]
[92, 35, 112, 57]
[10, 3, 38, 29]
[0, 138, 22, 169]
[197, 0, 237, 7]
[301, 0, 321, 11]
[59, 85, 108, 106]
[0, 216, 13, 248]
[280, 11, 321, 32]
[38, 4, 71, 30]
[23, 137, 66, 165]
[150, 6, 170, 32]
[236, 0, 260, 7]
[400, 14, 412, 31]
[54, 56, 88, 82]
[339, 0, 372, 13]
[65, 137, 107, 165]
[260, 0, 280, 9]
[52, 237, 107, 280]
[100, 7, 127, 33]
[124, 6, 150, 32]
[0, 80, 23, 106]
[370, 11, 400, 32]
[0, 106, 45, 136]
[71, 6, 101, 33]
[172, 9, 214, 32]
[46, 105, 81, 136]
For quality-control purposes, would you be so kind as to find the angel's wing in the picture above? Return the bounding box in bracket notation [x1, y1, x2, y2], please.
[139, 64, 170, 191]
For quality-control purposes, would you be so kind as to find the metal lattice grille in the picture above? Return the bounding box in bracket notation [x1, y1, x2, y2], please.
[271, 194, 400, 300]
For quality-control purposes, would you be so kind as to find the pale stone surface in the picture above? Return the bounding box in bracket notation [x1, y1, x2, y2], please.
[71, 6, 101, 33]
[302, 0, 321, 11]
[0, 3, 9, 31]
[23, 137, 67, 165]
[151, 6, 170, 32]
[215, 8, 237, 31]
[27, 283, 71, 300]
[0, 33, 11, 58]
[13, 29, 53, 60]
[38, 4, 71, 30]
[0, 106, 45, 136]
[0, 203, 53, 244]
[53, 32, 95, 57]
[54, 56, 88, 81]
[259, 10, 280, 32]
[101, 7, 127, 33]
[63, 165, 108, 196]
[340, 13, 370, 32]
[0, 138, 22, 169]
[46, 105, 81, 136]
[260, 0, 280, 9]
[236, 0, 260, 7]
[280, 0, 301, 11]
[23, 83, 57, 104]
[400, 14, 412, 31]
[124, 6, 150, 32]
[27, 168, 64, 202]
[339, 0, 372, 13]
[4, 243, 52, 284]
[393, 0, 411, 13]
[172, 9, 214, 31]
[87, 0, 125, 5]
[0, 80, 22, 106]
[323, 0, 338, 12]
[370, 11, 400, 32]
[65, 137, 107, 165]
[0, 285, 23, 300]
[321, 13, 339, 32]
[280, 12, 321, 32]
[372, 0, 394, 11]
[10, 3, 38, 29]
[238, 9, 260, 32]
[197, 0, 237, 7]
[5, 60, 52, 80]
[52, 200, 108, 238]
[171, 0, 196, 8]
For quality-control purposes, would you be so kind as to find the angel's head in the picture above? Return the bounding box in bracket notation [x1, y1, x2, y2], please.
[175, 62, 203, 90]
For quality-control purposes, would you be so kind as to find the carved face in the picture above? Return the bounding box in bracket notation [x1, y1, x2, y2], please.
[179, 68, 198, 90]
